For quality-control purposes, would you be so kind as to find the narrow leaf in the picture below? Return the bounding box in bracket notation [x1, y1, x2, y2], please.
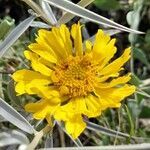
[58, 0, 94, 25]
[0, 115, 5, 122]
[30, 21, 51, 28]
[21, 0, 52, 25]
[44, 0, 144, 34]
[0, 98, 35, 134]
[85, 120, 135, 139]
[40, 0, 57, 25]
[140, 79, 150, 87]
[0, 16, 35, 58]
[136, 91, 150, 98]
[7, 80, 20, 106]
[124, 105, 135, 136]
[0, 130, 29, 147]
[35, 144, 150, 150]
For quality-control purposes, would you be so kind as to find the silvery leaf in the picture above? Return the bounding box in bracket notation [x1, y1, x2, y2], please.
[0, 130, 29, 147]
[85, 120, 135, 139]
[0, 16, 35, 58]
[30, 21, 51, 28]
[0, 98, 35, 134]
[0, 115, 6, 122]
[58, 0, 94, 25]
[40, 0, 57, 25]
[7, 80, 20, 106]
[38, 144, 150, 150]
[21, 0, 52, 25]
[44, 0, 144, 34]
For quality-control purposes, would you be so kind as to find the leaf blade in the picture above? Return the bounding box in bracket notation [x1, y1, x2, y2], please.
[0, 98, 35, 134]
[85, 120, 135, 139]
[58, 0, 94, 25]
[0, 130, 29, 147]
[44, 0, 144, 34]
[0, 16, 35, 58]
[40, 0, 57, 25]
[30, 21, 51, 28]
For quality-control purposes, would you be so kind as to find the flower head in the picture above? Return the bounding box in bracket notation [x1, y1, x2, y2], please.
[12, 23, 135, 139]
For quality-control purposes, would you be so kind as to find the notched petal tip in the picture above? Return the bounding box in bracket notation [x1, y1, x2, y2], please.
[65, 115, 86, 139]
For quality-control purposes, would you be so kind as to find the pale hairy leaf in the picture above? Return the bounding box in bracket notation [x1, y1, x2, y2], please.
[0, 130, 29, 147]
[39, 143, 150, 150]
[21, 0, 52, 25]
[40, 0, 57, 25]
[0, 115, 5, 122]
[85, 120, 134, 139]
[30, 21, 51, 28]
[136, 91, 150, 98]
[44, 0, 144, 34]
[58, 0, 94, 25]
[0, 98, 35, 134]
[0, 16, 35, 57]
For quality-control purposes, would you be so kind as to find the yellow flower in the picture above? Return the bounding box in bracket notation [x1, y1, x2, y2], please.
[12, 23, 135, 139]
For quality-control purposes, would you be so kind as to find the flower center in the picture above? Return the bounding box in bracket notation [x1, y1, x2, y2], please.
[52, 54, 98, 98]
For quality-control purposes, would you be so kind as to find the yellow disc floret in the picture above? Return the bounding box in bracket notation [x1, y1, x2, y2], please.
[52, 54, 98, 98]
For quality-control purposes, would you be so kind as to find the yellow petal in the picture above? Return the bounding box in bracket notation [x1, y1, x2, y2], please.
[12, 69, 49, 82]
[25, 79, 52, 95]
[33, 107, 49, 119]
[85, 40, 92, 53]
[25, 99, 60, 120]
[99, 47, 131, 76]
[24, 51, 52, 76]
[54, 100, 76, 121]
[54, 108, 68, 121]
[98, 73, 131, 88]
[98, 39, 117, 69]
[97, 73, 120, 83]
[65, 115, 86, 139]
[46, 115, 53, 127]
[12, 69, 51, 95]
[15, 81, 26, 95]
[72, 98, 87, 114]
[71, 23, 83, 56]
[25, 100, 46, 112]
[28, 43, 57, 63]
[36, 29, 64, 58]
[36, 26, 73, 59]
[59, 24, 73, 55]
[30, 86, 60, 99]
[92, 30, 116, 62]
[36, 27, 71, 60]
[84, 95, 101, 117]
[95, 84, 136, 109]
